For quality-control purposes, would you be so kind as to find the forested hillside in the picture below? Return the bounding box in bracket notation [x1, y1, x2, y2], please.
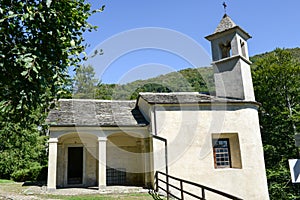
[94, 47, 300, 100]
[250, 47, 300, 63]
[97, 66, 215, 100]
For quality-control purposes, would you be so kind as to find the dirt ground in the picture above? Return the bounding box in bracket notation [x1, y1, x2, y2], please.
[0, 182, 162, 200]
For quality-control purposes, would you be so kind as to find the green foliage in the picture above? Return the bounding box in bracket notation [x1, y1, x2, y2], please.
[94, 66, 214, 100]
[129, 83, 172, 100]
[0, 0, 103, 123]
[252, 48, 300, 199]
[0, 121, 47, 181]
[11, 163, 43, 182]
[95, 83, 117, 100]
[0, 179, 14, 184]
[250, 47, 300, 64]
[73, 65, 99, 99]
[289, 47, 300, 63]
[0, 0, 102, 180]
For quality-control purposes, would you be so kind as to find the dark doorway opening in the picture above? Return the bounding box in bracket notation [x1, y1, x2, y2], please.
[67, 147, 83, 185]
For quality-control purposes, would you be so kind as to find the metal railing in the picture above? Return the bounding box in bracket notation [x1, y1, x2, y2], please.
[155, 171, 243, 200]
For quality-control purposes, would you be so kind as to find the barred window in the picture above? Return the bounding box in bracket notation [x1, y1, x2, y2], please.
[106, 168, 126, 186]
[213, 139, 231, 168]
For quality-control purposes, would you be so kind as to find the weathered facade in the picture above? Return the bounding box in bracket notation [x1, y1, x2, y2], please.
[47, 15, 269, 199]
[47, 100, 151, 189]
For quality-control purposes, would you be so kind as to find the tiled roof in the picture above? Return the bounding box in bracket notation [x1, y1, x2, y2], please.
[138, 92, 260, 106]
[205, 14, 251, 41]
[47, 99, 148, 127]
[139, 92, 228, 104]
[214, 14, 237, 33]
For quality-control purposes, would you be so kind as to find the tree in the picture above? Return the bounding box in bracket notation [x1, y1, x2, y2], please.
[73, 65, 99, 99]
[252, 48, 300, 199]
[0, 119, 48, 181]
[129, 83, 172, 100]
[0, 0, 103, 180]
[95, 83, 116, 100]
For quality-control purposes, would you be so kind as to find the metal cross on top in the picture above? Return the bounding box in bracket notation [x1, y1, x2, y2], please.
[223, 1, 227, 13]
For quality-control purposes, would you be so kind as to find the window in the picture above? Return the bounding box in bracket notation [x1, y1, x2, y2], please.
[212, 133, 242, 169]
[219, 42, 232, 59]
[240, 40, 247, 57]
[213, 139, 231, 168]
[106, 168, 126, 185]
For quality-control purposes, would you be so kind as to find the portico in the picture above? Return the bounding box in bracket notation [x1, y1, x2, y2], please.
[46, 100, 150, 190]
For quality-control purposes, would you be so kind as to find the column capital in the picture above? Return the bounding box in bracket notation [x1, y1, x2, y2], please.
[98, 137, 107, 142]
[48, 138, 58, 143]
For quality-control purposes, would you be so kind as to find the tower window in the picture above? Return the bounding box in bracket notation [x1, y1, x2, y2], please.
[240, 40, 246, 57]
[219, 42, 231, 59]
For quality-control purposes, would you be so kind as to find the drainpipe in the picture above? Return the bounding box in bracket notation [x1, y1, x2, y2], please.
[152, 135, 169, 196]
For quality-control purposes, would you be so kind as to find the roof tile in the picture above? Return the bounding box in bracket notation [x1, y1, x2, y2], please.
[214, 14, 237, 33]
[47, 99, 148, 127]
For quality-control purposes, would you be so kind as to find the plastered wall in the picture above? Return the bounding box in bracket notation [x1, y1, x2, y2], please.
[151, 104, 269, 199]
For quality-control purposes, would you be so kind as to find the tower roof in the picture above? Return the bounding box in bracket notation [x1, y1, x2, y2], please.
[214, 14, 237, 33]
[205, 14, 251, 41]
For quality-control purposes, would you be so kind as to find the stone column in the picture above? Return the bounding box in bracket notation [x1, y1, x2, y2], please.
[98, 137, 107, 189]
[47, 138, 58, 191]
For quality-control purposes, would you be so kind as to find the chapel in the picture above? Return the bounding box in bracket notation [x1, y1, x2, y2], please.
[46, 14, 270, 199]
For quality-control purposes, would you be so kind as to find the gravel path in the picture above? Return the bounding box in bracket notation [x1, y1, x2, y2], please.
[0, 182, 151, 200]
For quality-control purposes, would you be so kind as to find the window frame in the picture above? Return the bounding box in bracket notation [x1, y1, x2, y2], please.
[212, 138, 232, 169]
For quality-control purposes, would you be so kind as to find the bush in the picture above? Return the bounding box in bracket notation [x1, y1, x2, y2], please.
[11, 164, 43, 182]
[0, 122, 48, 181]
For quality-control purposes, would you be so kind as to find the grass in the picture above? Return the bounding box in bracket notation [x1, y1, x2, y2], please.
[0, 179, 14, 183]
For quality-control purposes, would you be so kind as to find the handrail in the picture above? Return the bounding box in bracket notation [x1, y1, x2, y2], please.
[155, 171, 243, 200]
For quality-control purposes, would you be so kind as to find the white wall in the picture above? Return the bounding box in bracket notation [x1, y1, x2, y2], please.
[151, 104, 269, 199]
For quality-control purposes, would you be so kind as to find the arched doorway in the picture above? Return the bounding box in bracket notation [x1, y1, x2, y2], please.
[56, 132, 98, 188]
[107, 132, 152, 187]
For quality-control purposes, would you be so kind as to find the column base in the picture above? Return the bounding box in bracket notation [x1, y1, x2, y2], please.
[47, 187, 56, 192]
[98, 185, 106, 190]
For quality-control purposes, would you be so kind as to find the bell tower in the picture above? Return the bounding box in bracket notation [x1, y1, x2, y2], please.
[205, 14, 255, 101]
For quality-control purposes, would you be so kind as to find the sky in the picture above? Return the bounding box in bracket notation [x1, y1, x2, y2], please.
[82, 0, 300, 84]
